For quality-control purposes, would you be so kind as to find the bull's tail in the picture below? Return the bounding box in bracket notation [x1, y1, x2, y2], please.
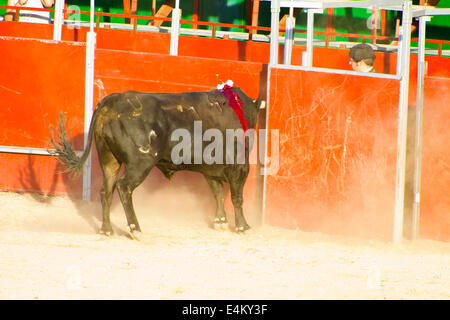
[49, 104, 101, 175]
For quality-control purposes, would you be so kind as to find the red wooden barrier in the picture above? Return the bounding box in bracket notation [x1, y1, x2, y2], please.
[0, 24, 449, 240]
[0, 37, 266, 225]
[1, 22, 449, 78]
[0, 38, 86, 196]
[265, 68, 401, 240]
[420, 76, 450, 241]
[94, 50, 264, 98]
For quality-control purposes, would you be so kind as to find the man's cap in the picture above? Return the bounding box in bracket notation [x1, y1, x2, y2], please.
[349, 43, 376, 62]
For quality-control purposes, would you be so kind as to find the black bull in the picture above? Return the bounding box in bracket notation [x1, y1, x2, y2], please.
[50, 87, 263, 239]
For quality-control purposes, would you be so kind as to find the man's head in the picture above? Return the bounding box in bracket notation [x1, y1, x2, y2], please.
[349, 43, 376, 72]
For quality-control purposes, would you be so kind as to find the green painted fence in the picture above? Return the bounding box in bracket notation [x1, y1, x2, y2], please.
[1, 0, 449, 40]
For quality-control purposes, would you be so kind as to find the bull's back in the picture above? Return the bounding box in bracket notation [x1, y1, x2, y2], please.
[94, 89, 257, 142]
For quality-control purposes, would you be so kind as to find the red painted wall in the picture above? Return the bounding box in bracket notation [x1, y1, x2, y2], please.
[0, 38, 85, 196]
[0, 36, 266, 226]
[0, 22, 449, 240]
[265, 68, 400, 240]
[94, 49, 265, 98]
[264, 68, 450, 241]
[419, 76, 450, 241]
[1, 22, 449, 78]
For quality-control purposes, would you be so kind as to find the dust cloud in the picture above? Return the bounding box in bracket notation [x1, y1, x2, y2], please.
[0, 182, 449, 299]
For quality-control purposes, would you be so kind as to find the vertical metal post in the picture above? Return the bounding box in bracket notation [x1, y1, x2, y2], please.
[170, 0, 180, 56]
[303, 9, 318, 67]
[412, 15, 430, 239]
[269, 0, 280, 66]
[53, 0, 64, 41]
[396, 27, 403, 76]
[263, 0, 280, 225]
[89, 0, 95, 32]
[393, 0, 412, 243]
[83, 0, 96, 201]
[284, 4, 295, 65]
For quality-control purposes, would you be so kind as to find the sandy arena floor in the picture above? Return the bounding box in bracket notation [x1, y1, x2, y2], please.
[0, 189, 449, 300]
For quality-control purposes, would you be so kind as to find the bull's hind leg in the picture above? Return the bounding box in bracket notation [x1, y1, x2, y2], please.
[204, 176, 228, 230]
[116, 161, 154, 240]
[98, 145, 122, 236]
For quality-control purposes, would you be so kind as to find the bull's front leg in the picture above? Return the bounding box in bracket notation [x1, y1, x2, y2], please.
[230, 180, 250, 233]
[204, 177, 229, 230]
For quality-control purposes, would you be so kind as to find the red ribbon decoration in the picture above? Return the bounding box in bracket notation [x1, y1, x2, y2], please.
[218, 84, 248, 158]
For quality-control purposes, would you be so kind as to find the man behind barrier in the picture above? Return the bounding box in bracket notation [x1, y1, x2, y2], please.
[5, 0, 54, 23]
[349, 43, 377, 73]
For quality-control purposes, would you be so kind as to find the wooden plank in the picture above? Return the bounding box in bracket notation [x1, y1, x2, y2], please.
[193, 0, 199, 29]
[123, 0, 131, 24]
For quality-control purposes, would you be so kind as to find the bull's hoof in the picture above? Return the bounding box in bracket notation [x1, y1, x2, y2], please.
[99, 229, 113, 237]
[128, 230, 142, 241]
[127, 224, 142, 241]
[235, 225, 250, 234]
[213, 222, 229, 231]
[213, 217, 228, 231]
